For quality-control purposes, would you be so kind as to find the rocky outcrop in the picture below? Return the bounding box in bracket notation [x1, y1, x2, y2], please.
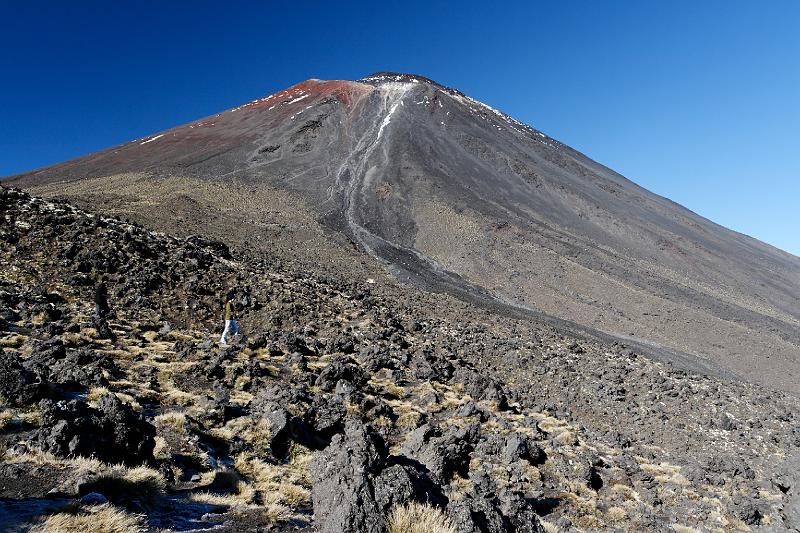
[311, 421, 387, 533]
[311, 420, 450, 533]
[0, 349, 44, 406]
[37, 395, 155, 465]
[24, 341, 116, 389]
[400, 423, 479, 484]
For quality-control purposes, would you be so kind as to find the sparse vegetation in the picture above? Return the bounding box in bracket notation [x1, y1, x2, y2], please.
[387, 502, 456, 533]
[1, 186, 796, 532]
[30, 504, 147, 533]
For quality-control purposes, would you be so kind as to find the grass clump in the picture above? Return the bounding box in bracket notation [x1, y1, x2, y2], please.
[30, 504, 147, 533]
[387, 501, 455, 533]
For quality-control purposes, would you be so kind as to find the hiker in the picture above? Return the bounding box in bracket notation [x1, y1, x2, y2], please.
[94, 278, 110, 318]
[219, 295, 239, 345]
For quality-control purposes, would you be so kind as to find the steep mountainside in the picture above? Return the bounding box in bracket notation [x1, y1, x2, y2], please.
[6, 72, 799, 393]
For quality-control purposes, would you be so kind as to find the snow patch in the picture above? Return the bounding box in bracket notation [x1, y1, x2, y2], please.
[140, 134, 164, 145]
[285, 93, 310, 105]
[376, 102, 401, 141]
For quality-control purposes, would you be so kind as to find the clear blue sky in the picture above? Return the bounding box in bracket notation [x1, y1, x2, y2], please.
[1, 1, 798, 255]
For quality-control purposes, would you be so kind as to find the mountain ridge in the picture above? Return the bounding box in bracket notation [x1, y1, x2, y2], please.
[6, 73, 799, 393]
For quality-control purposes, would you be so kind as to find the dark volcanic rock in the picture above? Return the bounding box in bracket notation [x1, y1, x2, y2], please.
[373, 459, 446, 515]
[308, 393, 347, 438]
[501, 434, 546, 465]
[314, 356, 367, 392]
[311, 421, 386, 533]
[0, 349, 44, 406]
[400, 423, 479, 484]
[448, 489, 545, 533]
[24, 342, 115, 389]
[37, 395, 155, 465]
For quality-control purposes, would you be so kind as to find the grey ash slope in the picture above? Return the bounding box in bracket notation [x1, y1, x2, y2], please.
[7, 73, 800, 392]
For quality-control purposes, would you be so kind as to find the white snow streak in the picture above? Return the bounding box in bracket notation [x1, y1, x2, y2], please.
[285, 94, 310, 105]
[140, 134, 164, 145]
[376, 101, 401, 141]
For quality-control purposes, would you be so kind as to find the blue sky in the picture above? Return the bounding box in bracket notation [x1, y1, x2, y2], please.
[1, 1, 798, 255]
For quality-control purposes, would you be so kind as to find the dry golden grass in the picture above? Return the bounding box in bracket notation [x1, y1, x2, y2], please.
[387, 501, 456, 533]
[234, 451, 312, 509]
[671, 526, 702, 533]
[537, 416, 571, 434]
[641, 462, 690, 486]
[373, 415, 393, 428]
[86, 386, 110, 405]
[0, 334, 26, 348]
[260, 502, 292, 523]
[438, 391, 466, 410]
[539, 519, 560, 533]
[154, 411, 188, 432]
[0, 409, 14, 430]
[606, 506, 628, 522]
[0, 450, 165, 502]
[446, 474, 472, 502]
[609, 483, 641, 502]
[142, 331, 159, 343]
[31, 311, 49, 325]
[1, 449, 104, 474]
[0, 406, 40, 428]
[30, 504, 147, 533]
[111, 392, 142, 412]
[396, 410, 422, 431]
[189, 481, 257, 509]
[221, 418, 272, 451]
[66, 465, 166, 508]
[383, 382, 407, 399]
[152, 436, 170, 460]
[160, 387, 200, 407]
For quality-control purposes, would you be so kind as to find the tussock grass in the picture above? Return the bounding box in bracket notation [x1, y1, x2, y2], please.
[641, 462, 690, 486]
[0, 406, 39, 429]
[387, 501, 455, 533]
[396, 410, 422, 431]
[537, 416, 571, 434]
[235, 451, 312, 508]
[154, 411, 188, 432]
[0, 450, 165, 503]
[0, 409, 13, 429]
[30, 504, 147, 533]
[1, 449, 104, 473]
[382, 381, 407, 399]
[260, 502, 292, 523]
[609, 483, 641, 502]
[161, 388, 200, 407]
[71, 465, 166, 508]
[111, 392, 142, 412]
[142, 331, 159, 343]
[671, 526, 702, 533]
[86, 386, 110, 405]
[446, 474, 472, 502]
[605, 506, 628, 522]
[438, 390, 466, 410]
[190, 481, 257, 509]
[373, 415, 393, 428]
[0, 334, 26, 348]
[211, 418, 272, 451]
[152, 436, 170, 460]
